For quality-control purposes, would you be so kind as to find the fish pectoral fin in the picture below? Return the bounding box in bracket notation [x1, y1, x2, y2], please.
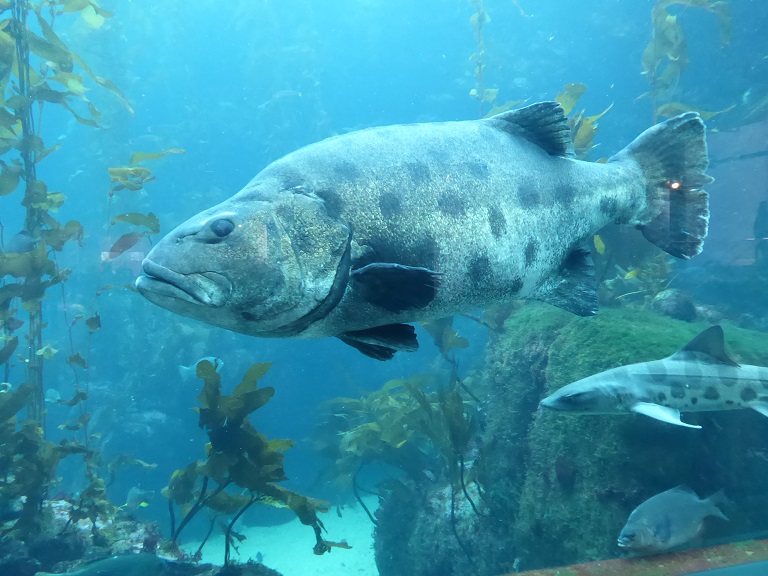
[339, 323, 419, 361]
[630, 402, 702, 429]
[532, 242, 597, 316]
[351, 262, 442, 312]
[748, 401, 768, 418]
[486, 101, 575, 158]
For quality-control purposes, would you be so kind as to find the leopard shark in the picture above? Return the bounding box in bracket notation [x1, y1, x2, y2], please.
[540, 326, 768, 428]
[135, 102, 711, 360]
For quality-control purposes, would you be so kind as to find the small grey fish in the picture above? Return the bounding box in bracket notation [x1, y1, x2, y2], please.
[136, 102, 711, 360]
[618, 486, 728, 553]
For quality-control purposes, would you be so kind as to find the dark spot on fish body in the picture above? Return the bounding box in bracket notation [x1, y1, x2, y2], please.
[657, 392, 667, 403]
[703, 386, 720, 401]
[600, 196, 619, 215]
[334, 161, 362, 181]
[557, 184, 577, 206]
[690, 396, 698, 405]
[725, 399, 735, 406]
[487, 205, 507, 239]
[468, 253, 492, 287]
[315, 188, 344, 219]
[524, 240, 537, 267]
[517, 184, 540, 208]
[466, 161, 489, 180]
[379, 193, 403, 219]
[741, 387, 757, 402]
[438, 193, 467, 217]
[405, 162, 431, 186]
[670, 383, 687, 399]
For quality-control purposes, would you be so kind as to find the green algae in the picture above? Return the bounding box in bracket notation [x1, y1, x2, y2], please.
[482, 303, 768, 570]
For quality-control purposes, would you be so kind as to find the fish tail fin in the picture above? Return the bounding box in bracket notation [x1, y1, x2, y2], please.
[615, 112, 712, 259]
[705, 488, 730, 521]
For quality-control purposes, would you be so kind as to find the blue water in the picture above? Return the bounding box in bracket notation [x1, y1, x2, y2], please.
[2, 1, 768, 575]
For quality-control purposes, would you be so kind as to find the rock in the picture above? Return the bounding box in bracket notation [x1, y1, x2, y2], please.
[651, 288, 697, 321]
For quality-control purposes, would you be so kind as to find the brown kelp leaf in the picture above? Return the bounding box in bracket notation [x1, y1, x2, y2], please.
[58, 390, 88, 406]
[68, 352, 87, 369]
[58, 0, 94, 13]
[107, 232, 145, 260]
[36, 344, 58, 359]
[233, 362, 272, 396]
[3, 316, 23, 333]
[85, 313, 101, 332]
[655, 102, 735, 121]
[111, 212, 160, 234]
[108, 166, 154, 194]
[71, 52, 133, 115]
[483, 98, 528, 118]
[27, 30, 73, 71]
[129, 148, 186, 165]
[0, 335, 17, 365]
[266, 438, 295, 453]
[0, 382, 31, 421]
[555, 83, 588, 116]
[40, 220, 84, 251]
[0, 251, 56, 278]
[0, 163, 20, 196]
[573, 103, 613, 158]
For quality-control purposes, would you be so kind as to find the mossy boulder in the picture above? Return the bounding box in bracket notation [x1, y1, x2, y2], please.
[488, 304, 768, 570]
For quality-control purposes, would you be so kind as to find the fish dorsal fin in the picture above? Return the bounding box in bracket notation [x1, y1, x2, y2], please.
[487, 101, 575, 158]
[671, 326, 740, 367]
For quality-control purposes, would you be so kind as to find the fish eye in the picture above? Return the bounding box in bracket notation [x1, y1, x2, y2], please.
[210, 218, 235, 238]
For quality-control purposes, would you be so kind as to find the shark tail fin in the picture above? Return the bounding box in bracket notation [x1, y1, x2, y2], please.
[614, 112, 712, 259]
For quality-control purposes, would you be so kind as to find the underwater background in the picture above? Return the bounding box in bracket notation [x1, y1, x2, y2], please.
[1, 1, 768, 575]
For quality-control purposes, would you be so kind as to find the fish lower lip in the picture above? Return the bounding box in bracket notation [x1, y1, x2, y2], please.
[136, 260, 231, 307]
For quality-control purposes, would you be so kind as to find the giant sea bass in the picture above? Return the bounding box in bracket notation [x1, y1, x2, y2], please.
[136, 102, 711, 360]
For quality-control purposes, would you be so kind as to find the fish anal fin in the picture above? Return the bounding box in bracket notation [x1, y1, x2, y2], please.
[486, 101, 575, 158]
[670, 325, 740, 367]
[351, 263, 442, 312]
[339, 323, 418, 361]
[533, 242, 597, 316]
[630, 402, 702, 429]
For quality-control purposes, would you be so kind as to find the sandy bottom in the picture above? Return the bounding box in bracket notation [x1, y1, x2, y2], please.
[185, 496, 379, 575]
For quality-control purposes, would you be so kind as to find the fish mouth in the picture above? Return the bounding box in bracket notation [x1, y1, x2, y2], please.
[135, 260, 232, 307]
[617, 537, 632, 548]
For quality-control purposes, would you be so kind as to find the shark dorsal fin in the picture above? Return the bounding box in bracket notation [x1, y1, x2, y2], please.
[486, 102, 575, 158]
[671, 325, 740, 367]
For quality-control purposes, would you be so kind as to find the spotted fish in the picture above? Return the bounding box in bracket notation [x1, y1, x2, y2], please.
[540, 326, 768, 428]
[136, 102, 711, 360]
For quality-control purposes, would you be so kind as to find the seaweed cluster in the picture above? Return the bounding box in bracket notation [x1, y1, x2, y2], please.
[165, 360, 345, 564]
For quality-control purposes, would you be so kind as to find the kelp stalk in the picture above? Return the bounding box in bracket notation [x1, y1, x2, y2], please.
[11, 0, 44, 425]
[352, 464, 378, 526]
[224, 495, 260, 565]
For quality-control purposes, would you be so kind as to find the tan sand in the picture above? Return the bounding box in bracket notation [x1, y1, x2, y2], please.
[185, 496, 379, 575]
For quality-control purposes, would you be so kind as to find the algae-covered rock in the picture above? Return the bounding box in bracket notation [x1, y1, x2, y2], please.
[373, 302, 768, 574]
[503, 305, 768, 569]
